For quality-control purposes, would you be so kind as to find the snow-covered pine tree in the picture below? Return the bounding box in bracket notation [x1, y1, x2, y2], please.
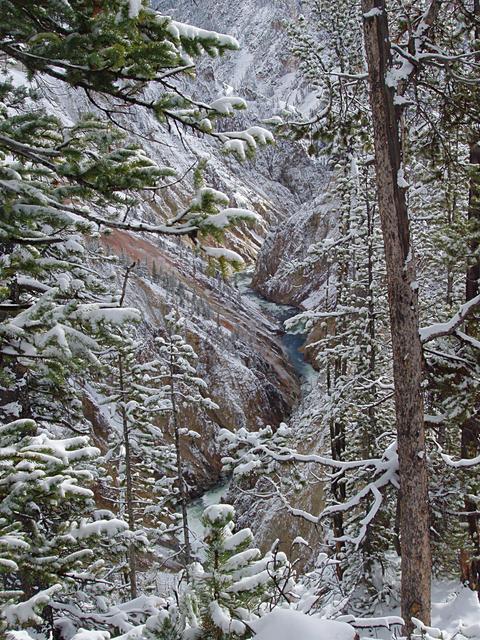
[1, 0, 272, 433]
[0, 0, 275, 167]
[193, 504, 290, 640]
[141, 504, 292, 640]
[0, 86, 148, 634]
[330, 0, 480, 595]
[265, 1, 397, 610]
[287, 0, 435, 627]
[341, 0, 480, 628]
[97, 326, 178, 600]
[96, 301, 220, 597]
[155, 311, 219, 576]
[394, 1, 480, 585]
[142, 605, 191, 640]
[287, 0, 480, 624]
[0, 418, 127, 637]
[0, 1, 273, 634]
[401, 31, 477, 577]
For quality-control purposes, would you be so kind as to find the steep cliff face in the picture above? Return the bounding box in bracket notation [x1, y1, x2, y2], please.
[252, 194, 335, 307]
[32, 1, 328, 496]
[89, 229, 300, 494]
[154, 0, 334, 312]
[155, 0, 322, 207]
[101, 1, 326, 490]
[144, 2, 335, 527]
[24, 0, 320, 494]
[156, 0, 312, 111]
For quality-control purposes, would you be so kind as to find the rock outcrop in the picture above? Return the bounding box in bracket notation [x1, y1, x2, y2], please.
[251, 195, 335, 307]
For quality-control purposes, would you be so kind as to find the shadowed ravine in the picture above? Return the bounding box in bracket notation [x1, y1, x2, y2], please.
[235, 270, 316, 381]
[186, 269, 316, 542]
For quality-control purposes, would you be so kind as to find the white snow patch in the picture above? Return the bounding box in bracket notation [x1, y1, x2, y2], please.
[363, 8, 383, 18]
[251, 609, 356, 640]
[71, 630, 110, 640]
[413, 584, 480, 639]
[128, 0, 142, 18]
[203, 503, 235, 523]
[397, 166, 409, 188]
[203, 246, 245, 264]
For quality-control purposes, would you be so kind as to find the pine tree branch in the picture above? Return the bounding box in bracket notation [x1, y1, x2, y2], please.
[419, 293, 480, 343]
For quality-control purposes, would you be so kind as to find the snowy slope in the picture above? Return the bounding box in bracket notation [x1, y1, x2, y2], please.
[145, 1, 337, 553]
[252, 193, 335, 307]
[252, 609, 356, 640]
[85, 228, 301, 493]
[156, 0, 315, 114]
[154, 1, 334, 312]
[155, 0, 324, 206]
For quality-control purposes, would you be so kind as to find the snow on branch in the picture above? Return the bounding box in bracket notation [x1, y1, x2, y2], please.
[419, 293, 480, 343]
[385, 0, 441, 91]
[337, 614, 404, 630]
[253, 444, 386, 471]
[220, 427, 399, 548]
[284, 306, 364, 334]
[269, 443, 398, 548]
[166, 18, 240, 52]
[202, 246, 245, 265]
[455, 330, 480, 351]
[433, 438, 480, 469]
[2, 585, 62, 627]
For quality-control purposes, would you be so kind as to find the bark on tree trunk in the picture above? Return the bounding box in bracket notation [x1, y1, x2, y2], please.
[466, 142, 480, 303]
[117, 263, 138, 600]
[361, 1, 431, 634]
[461, 139, 480, 589]
[169, 348, 192, 581]
[363, 170, 378, 571]
[119, 355, 138, 600]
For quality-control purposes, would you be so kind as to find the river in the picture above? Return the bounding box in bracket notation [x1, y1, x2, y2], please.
[186, 269, 315, 541]
[234, 269, 315, 381]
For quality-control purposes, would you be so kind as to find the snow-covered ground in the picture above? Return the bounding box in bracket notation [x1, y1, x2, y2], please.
[252, 608, 356, 640]
[427, 581, 480, 639]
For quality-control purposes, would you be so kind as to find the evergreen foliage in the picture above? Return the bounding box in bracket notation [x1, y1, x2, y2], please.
[0, 418, 126, 635]
[0, 0, 271, 635]
[141, 504, 292, 640]
[2, 0, 480, 636]
[222, 0, 480, 620]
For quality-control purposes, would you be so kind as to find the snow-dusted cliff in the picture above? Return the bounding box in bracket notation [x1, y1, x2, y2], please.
[131, 1, 335, 508]
[155, 0, 335, 309]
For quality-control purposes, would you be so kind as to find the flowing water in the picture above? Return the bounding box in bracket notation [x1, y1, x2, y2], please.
[186, 269, 315, 540]
[186, 479, 232, 547]
[234, 269, 316, 381]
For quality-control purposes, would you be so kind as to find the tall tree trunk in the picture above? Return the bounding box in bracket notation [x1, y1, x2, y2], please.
[466, 139, 480, 303]
[365, 169, 377, 457]
[461, 137, 480, 591]
[328, 156, 354, 578]
[117, 263, 138, 599]
[461, 0, 480, 591]
[361, 1, 431, 634]
[169, 349, 192, 580]
[362, 170, 378, 573]
[119, 355, 138, 600]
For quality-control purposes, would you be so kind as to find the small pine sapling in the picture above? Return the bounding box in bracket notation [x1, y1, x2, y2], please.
[192, 504, 291, 639]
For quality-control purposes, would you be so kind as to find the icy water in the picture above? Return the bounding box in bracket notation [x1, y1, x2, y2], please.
[234, 269, 315, 381]
[186, 479, 231, 555]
